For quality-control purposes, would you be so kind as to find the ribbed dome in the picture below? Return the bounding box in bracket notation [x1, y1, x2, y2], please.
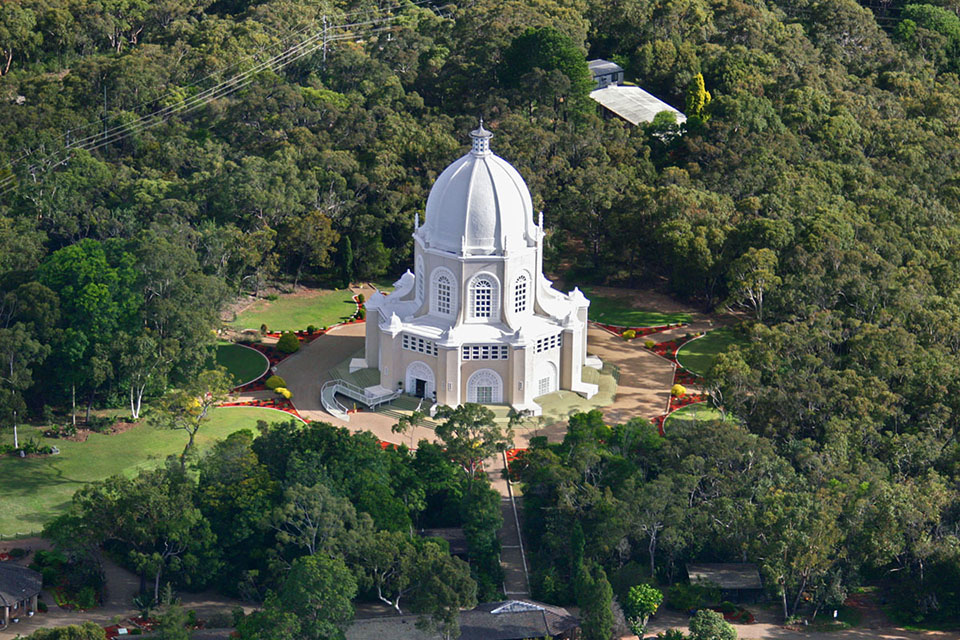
[422, 125, 536, 255]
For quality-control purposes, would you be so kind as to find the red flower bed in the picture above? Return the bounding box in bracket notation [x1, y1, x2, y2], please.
[670, 394, 707, 411]
[0, 553, 10, 562]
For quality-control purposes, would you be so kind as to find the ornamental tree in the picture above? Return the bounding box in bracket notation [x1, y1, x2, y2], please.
[149, 368, 233, 470]
[623, 583, 663, 636]
[434, 403, 514, 486]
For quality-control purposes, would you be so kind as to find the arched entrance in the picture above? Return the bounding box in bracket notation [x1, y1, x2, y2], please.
[467, 369, 503, 404]
[534, 360, 558, 397]
[405, 361, 436, 399]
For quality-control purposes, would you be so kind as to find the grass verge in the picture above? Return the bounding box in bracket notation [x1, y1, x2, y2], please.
[230, 288, 356, 332]
[215, 343, 269, 386]
[676, 328, 746, 376]
[0, 407, 301, 536]
[583, 287, 691, 327]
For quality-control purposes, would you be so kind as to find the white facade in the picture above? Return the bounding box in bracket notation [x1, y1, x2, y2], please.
[362, 123, 598, 415]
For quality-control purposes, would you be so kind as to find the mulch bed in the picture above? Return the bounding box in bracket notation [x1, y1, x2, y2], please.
[594, 322, 681, 337]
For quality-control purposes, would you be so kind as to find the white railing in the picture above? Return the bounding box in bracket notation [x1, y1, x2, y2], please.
[320, 379, 401, 421]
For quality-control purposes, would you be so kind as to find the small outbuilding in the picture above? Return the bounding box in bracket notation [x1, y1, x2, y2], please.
[0, 564, 42, 628]
[588, 59, 624, 89]
[686, 563, 764, 604]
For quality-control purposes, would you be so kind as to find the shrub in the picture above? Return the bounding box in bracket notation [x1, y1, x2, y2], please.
[75, 585, 98, 609]
[671, 384, 687, 397]
[266, 293, 279, 301]
[9, 547, 27, 559]
[276, 332, 300, 354]
[622, 329, 636, 340]
[265, 375, 287, 390]
[275, 387, 293, 399]
[658, 630, 687, 640]
[357, 307, 366, 320]
[37, 600, 48, 613]
[86, 416, 113, 433]
[644, 340, 656, 349]
[719, 601, 736, 614]
[40, 566, 59, 587]
[357, 293, 365, 304]
[260, 323, 269, 334]
[666, 581, 720, 611]
[306, 325, 317, 335]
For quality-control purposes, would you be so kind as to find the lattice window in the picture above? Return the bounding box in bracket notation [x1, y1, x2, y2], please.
[436, 274, 452, 315]
[476, 386, 493, 403]
[472, 277, 493, 318]
[535, 333, 562, 354]
[402, 334, 437, 356]
[462, 344, 509, 360]
[539, 377, 552, 396]
[514, 274, 528, 314]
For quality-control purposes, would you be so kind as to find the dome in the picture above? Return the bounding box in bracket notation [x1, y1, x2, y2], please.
[422, 123, 536, 255]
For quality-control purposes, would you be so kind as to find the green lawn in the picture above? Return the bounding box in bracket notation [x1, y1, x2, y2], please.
[676, 328, 746, 376]
[664, 403, 736, 429]
[230, 289, 357, 332]
[583, 288, 691, 327]
[216, 343, 269, 386]
[0, 407, 302, 536]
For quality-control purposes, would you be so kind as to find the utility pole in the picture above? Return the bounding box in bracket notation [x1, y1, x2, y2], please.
[322, 15, 328, 65]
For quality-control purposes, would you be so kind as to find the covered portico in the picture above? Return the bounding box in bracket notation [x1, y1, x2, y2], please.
[0, 564, 42, 629]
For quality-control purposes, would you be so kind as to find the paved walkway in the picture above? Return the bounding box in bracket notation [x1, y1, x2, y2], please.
[585, 325, 676, 423]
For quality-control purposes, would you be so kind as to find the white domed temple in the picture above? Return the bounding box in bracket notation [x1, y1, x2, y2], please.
[344, 123, 600, 416]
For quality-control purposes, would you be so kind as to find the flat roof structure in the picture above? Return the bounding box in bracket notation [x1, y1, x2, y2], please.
[686, 563, 763, 590]
[590, 85, 687, 126]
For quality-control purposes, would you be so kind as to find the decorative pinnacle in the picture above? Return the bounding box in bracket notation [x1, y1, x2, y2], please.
[470, 118, 492, 155]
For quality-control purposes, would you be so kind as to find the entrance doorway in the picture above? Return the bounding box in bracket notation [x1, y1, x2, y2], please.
[415, 378, 427, 398]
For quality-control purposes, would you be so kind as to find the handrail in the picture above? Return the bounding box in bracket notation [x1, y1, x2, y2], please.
[321, 380, 350, 418]
[321, 379, 400, 418]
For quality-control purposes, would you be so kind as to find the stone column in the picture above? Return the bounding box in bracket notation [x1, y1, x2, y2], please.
[4, 605, 9, 628]
[30, 594, 37, 612]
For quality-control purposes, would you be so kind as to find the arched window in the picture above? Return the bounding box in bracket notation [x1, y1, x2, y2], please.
[416, 256, 425, 304]
[514, 273, 529, 314]
[431, 268, 457, 317]
[470, 274, 499, 320]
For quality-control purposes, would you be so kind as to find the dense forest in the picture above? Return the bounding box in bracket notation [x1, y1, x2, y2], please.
[4, 0, 960, 630]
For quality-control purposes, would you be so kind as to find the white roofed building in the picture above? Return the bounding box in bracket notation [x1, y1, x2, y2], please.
[360, 123, 599, 415]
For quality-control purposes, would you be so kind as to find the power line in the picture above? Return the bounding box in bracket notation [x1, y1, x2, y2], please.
[1, 0, 439, 192]
[0, 6, 429, 198]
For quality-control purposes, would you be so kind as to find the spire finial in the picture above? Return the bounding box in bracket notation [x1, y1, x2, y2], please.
[470, 118, 492, 155]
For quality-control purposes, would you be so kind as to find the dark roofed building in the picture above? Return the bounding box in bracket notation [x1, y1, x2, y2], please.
[420, 528, 469, 557]
[686, 563, 763, 603]
[347, 599, 579, 640]
[0, 564, 42, 628]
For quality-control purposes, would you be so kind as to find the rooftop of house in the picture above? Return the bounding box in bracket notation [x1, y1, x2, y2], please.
[0, 564, 42, 607]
